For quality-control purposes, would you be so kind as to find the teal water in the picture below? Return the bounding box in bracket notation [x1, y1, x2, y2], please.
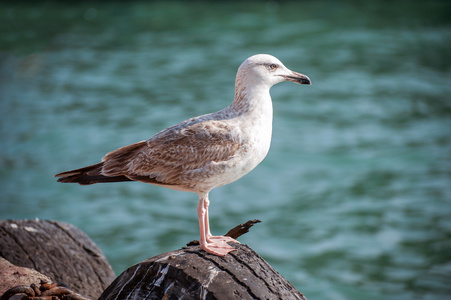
[1, 1, 451, 299]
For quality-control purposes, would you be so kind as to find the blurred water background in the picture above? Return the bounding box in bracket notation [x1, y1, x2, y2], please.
[1, 1, 450, 299]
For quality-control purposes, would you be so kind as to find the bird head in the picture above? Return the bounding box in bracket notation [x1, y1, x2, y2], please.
[237, 54, 311, 89]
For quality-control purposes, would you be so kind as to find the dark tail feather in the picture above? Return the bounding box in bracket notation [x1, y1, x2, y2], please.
[55, 162, 133, 185]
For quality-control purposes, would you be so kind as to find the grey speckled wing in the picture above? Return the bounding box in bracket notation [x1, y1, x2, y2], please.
[101, 118, 243, 187]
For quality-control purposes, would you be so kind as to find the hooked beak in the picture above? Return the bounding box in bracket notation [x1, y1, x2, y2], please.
[282, 71, 311, 85]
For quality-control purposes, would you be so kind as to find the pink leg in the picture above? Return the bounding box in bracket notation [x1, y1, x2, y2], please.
[197, 193, 237, 256]
[203, 197, 240, 244]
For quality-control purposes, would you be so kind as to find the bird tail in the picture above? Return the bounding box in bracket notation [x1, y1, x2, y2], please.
[55, 162, 132, 185]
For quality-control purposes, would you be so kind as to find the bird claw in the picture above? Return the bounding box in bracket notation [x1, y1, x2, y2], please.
[201, 240, 237, 256]
[207, 235, 240, 244]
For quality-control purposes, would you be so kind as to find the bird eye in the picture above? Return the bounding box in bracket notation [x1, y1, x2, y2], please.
[269, 64, 277, 70]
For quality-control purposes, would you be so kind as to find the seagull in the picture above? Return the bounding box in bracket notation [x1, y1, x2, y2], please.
[55, 54, 311, 256]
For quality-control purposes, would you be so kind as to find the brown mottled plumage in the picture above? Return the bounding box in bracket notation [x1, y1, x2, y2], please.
[55, 54, 311, 256]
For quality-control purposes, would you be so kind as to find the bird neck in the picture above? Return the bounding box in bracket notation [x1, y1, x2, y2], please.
[230, 81, 272, 116]
[229, 80, 274, 160]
